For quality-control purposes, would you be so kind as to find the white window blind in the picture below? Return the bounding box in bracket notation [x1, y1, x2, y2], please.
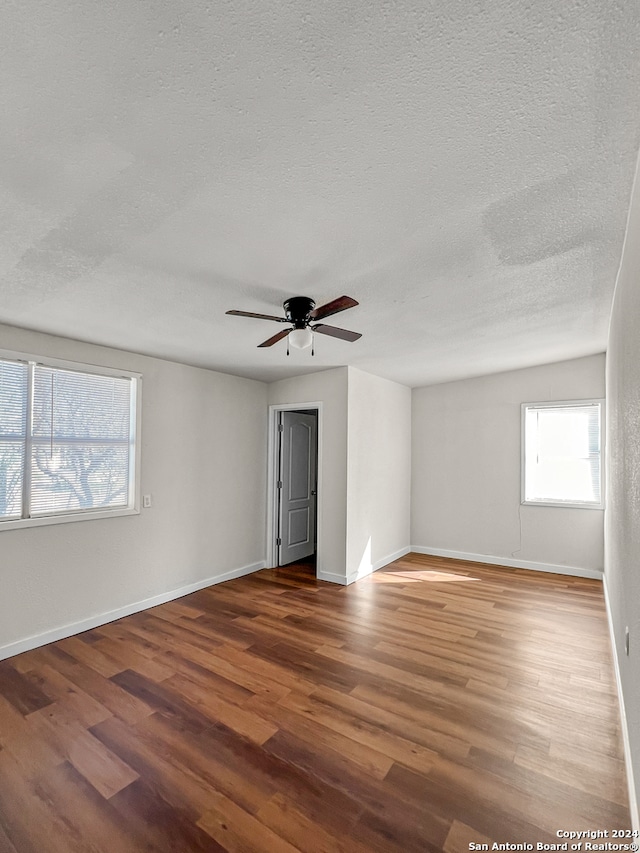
[31, 366, 133, 516]
[0, 354, 138, 526]
[523, 401, 603, 508]
[0, 360, 28, 520]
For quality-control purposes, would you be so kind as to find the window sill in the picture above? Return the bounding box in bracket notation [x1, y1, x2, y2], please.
[0, 506, 140, 532]
[521, 500, 604, 510]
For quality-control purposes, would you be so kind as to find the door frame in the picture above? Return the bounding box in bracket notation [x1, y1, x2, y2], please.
[266, 402, 323, 572]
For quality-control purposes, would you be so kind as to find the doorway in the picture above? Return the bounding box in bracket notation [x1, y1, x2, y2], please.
[267, 404, 321, 573]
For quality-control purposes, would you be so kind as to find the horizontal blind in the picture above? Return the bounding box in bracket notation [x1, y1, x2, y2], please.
[0, 359, 28, 519]
[525, 403, 601, 504]
[30, 365, 132, 516]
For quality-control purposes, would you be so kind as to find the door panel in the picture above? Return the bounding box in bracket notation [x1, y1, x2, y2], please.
[289, 423, 311, 500]
[278, 411, 317, 565]
[288, 507, 309, 546]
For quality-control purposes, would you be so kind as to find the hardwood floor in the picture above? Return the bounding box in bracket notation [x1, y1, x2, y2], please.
[0, 554, 630, 852]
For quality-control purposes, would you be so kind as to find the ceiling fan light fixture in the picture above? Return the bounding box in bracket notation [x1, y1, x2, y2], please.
[227, 295, 360, 350]
[289, 327, 313, 350]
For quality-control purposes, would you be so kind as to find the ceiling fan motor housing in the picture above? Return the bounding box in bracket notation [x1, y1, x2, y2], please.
[283, 296, 315, 328]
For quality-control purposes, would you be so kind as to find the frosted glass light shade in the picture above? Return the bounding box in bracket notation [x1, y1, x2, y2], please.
[289, 328, 313, 350]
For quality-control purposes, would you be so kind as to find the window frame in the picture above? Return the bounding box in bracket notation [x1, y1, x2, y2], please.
[0, 347, 142, 531]
[520, 398, 605, 510]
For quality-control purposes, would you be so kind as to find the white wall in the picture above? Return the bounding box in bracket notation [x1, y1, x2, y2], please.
[411, 355, 605, 576]
[268, 367, 349, 583]
[346, 367, 411, 582]
[605, 163, 640, 828]
[0, 324, 268, 658]
[268, 366, 411, 584]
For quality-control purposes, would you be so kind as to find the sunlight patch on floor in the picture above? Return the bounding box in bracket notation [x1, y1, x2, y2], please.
[368, 570, 479, 584]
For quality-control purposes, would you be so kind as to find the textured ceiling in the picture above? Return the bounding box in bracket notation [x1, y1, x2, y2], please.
[1, 1, 639, 386]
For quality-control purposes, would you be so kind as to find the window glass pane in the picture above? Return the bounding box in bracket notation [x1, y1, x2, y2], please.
[0, 360, 27, 519]
[30, 366, 132, 515]
[524, 403, 601, 505]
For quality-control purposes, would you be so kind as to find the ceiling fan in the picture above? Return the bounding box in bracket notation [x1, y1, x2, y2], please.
[226, 295, 362, 354]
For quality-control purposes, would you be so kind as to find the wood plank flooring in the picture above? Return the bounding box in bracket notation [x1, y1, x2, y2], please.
[0, 554, 630, 851]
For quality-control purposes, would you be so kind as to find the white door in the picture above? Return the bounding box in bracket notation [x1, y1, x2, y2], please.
[278, 411, 317, 565]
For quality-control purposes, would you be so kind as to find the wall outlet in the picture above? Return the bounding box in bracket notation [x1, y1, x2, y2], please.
[142, 494, 152, 508]
[625, 626, 630, 656]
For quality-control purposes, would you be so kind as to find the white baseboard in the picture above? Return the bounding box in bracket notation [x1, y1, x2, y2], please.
[373, 545, 412, 571]
[316, 570, 349, 585]
[345, 545, 412, 585]
[411, 546, 603, 580]
[603, 577, 639, 832]
[0, 560, 265, 662]
[317, 545, 412, 586]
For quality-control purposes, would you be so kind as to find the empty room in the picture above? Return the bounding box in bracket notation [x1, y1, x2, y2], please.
[0, 1, 639, 851]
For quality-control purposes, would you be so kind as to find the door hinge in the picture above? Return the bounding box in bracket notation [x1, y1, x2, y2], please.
[277, 480, 283, 489]
[276, 537, 282, 546]
[278, 423, 284, 432]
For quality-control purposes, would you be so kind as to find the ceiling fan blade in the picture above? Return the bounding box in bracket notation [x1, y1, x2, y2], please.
[226, 310, 287, 322]
[313, 324, 362, 342]
[257, 329, 292, 347]
[310, 295, 358, 321]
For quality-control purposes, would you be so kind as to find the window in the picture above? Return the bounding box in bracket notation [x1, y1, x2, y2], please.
[0, 352, 140, 529]
[522, 399, 604, 509]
